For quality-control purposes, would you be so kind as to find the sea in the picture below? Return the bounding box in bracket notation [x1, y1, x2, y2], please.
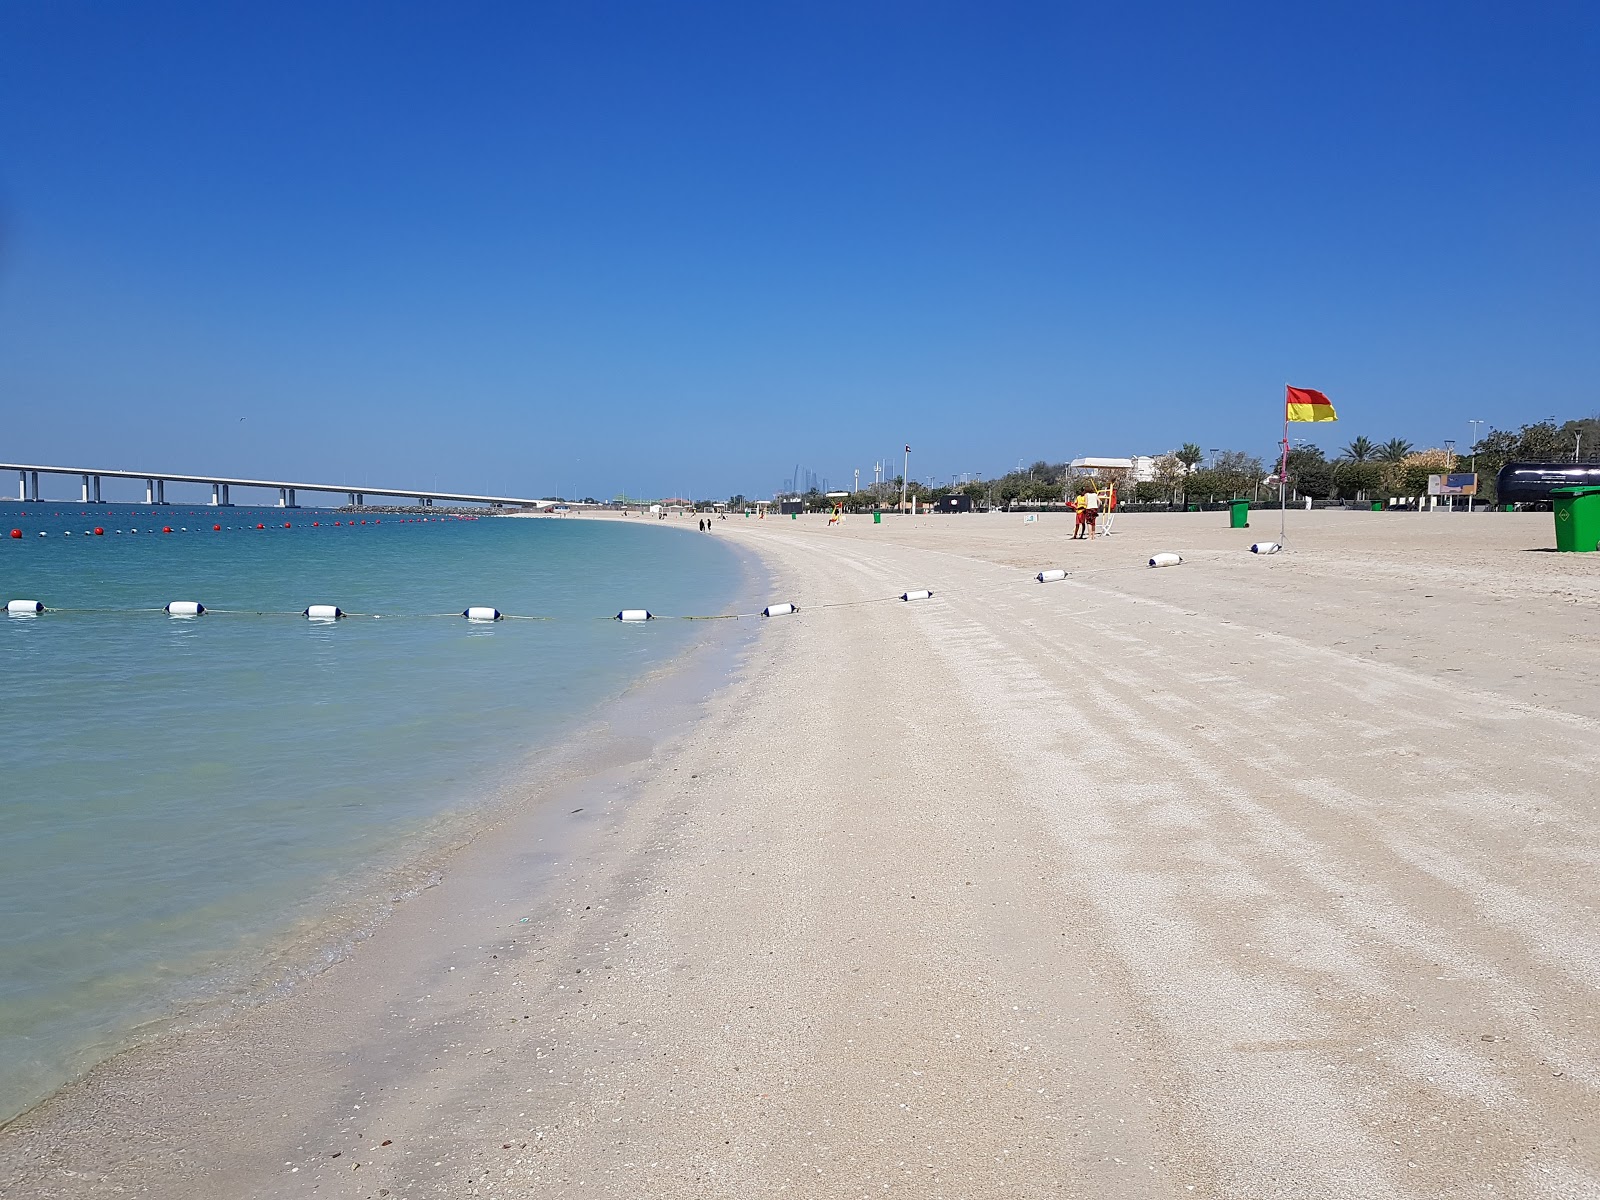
[0, 505, 752, 1123]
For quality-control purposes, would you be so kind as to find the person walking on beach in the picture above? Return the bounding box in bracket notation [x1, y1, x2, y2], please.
[1082, 485, 1101, 538]
[1072, 490, 1087, 540]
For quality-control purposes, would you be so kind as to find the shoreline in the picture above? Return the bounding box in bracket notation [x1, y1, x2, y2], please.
[4, 511, 1598, 1198]
[0, 520, 767, 1132]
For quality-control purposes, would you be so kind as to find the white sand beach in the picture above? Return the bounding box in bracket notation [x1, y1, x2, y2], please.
[4, 508, 1598, 1199]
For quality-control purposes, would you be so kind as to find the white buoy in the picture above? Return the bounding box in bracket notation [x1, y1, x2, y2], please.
[901, 590, 933, 601]
[1249, 542, 1282, 555]
[164, 601, 206, 616]
[1148, 553, 1183, 568]
[463, 606, 502, 621]
[304, 604, 345, 619]
[6, 599, 44, 614]
[761, 602, 797, 617]
[1036, 568, 1068, 583]
[616, 609, 653, 622]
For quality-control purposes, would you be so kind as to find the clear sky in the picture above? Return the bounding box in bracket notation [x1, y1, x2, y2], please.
[1, 1, 1595, 500]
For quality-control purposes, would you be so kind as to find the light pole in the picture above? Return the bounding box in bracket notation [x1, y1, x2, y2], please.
[901, 445, 910, 514]
[1468, 420, 1483, 511]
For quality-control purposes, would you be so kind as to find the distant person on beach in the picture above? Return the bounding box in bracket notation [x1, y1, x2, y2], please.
[1072, 492, 1087, 540]
[1083, 486, 1101, 536]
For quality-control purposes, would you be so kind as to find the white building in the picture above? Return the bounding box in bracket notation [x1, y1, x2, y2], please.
[1069, 456, 1158, 483]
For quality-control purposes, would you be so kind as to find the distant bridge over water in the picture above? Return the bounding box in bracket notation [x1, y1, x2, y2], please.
[1, 463, 553, 510]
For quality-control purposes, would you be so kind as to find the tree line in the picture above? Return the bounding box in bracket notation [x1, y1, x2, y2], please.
[739, 413, 1600, 511]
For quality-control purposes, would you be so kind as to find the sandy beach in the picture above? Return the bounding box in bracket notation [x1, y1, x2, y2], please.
[4, 508, 1598, 1199]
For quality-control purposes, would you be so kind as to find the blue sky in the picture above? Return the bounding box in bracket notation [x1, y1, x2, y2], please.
[1, 1, 1595, 500]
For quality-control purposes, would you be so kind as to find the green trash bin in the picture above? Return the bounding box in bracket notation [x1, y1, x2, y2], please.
[1228, 499, 1250, 529]
[791, 512, 798, 520]
[873, 511, 881, 524]
[1550, 486, 1600, 552]
[1187, 504, 1200, 512]
[1370, 500, 1384, 512]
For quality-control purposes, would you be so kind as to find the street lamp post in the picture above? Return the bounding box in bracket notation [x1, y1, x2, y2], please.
[901, 445, 910, 514]
[1468, 419, 1484, 511]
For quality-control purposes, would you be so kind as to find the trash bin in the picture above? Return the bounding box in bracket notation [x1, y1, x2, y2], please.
[1550, 485, 1600, 552]
[1370, 500, 1384, 512]
[1187, 504, 1200, 512]
[873, 511, 881, 524]
[1228, 500, 1250, 529]
[791, 512, 798, 520]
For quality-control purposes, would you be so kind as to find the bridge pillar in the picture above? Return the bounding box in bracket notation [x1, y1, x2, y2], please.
[211, 484, 220, 505]
[81, 475, 90, 503]
[17, 471, 24, 502]
[347, 493, 356, 508]
[146, 479, 154, 504]
[278, 488, 287, 507]
[287, 489, 297, 508]
[156, 479, 166, 504]
[29, 471, 39, 502]
[221, 484, 230, 506]
[93, 475, 102, 503]
[356, 493, 364, 507]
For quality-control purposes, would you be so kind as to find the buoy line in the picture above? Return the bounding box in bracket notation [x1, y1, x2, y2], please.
[3, 552, 1237, 626]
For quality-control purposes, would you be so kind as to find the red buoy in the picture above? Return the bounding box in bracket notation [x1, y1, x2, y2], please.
[213, 524, 221, 531]
[94, 527, 104, 536]
[283, 522, 291, 528]
[256, 523, 265, 529]
[8, 529, 20, 539]
[163, 526, 173, 533]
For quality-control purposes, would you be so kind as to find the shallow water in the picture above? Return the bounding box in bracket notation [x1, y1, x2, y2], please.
[0, 507, 745, 1120]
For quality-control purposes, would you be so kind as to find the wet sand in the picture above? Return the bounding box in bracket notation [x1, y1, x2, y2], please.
[4, 508, 1598, 1199]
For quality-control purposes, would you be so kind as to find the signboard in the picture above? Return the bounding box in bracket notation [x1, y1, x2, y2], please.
[1428, 472, 1478, 496]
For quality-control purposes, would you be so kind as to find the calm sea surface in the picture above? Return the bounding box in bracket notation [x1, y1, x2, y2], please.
[0, 506, 747, 1120]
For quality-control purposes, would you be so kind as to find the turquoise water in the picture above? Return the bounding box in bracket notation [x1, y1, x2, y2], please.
[0, 507, 748, 1121]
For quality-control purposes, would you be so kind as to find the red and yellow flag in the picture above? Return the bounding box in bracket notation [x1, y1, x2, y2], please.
[1286, 385, 1337, 422]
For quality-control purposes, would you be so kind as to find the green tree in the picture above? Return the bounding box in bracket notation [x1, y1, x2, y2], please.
[1376, 438, 1413, 462]
[1212, 450, 1265, 497]
[1341, 436, 1376, 462]
[1176, 443, 1204, 471]
[1285, 445, 1333, 500]
[1332, 460, 1385, 500]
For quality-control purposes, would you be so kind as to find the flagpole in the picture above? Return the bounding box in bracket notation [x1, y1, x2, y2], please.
[1280, 385, 1289, 545]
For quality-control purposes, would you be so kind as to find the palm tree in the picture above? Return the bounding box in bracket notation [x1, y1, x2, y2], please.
[1375, 438, 1412, 462]
[1341, 436, 1375, 462]
[1176, 443, 1204, 470]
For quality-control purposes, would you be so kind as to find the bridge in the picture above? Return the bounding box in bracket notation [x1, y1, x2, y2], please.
[1, 463, 553, 510]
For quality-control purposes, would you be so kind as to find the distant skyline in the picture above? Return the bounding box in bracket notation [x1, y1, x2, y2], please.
[2, 2, 1596, 500]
